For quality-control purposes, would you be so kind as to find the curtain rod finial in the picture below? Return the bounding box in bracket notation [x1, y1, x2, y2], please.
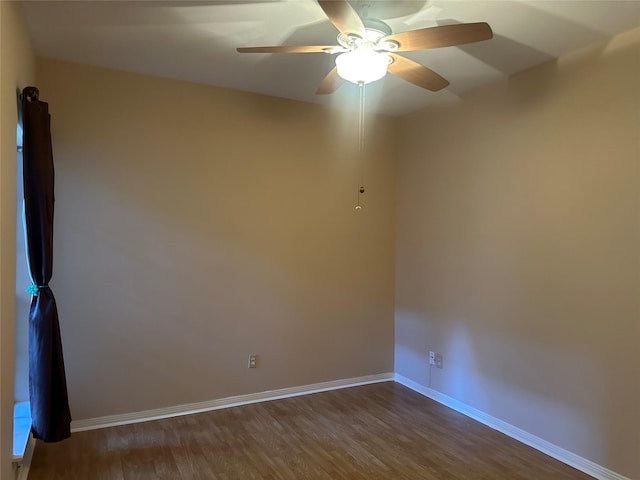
[22, 86, 40, 102]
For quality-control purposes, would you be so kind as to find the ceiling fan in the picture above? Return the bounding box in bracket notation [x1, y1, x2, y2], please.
[237, 0, 493, 95]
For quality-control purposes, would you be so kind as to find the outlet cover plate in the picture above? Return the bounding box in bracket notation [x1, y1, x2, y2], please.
[435, 354, 443, 369]
[248, 355, 257, 368]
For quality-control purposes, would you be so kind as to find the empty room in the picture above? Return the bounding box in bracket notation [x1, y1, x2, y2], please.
[1, 1, 638, 479]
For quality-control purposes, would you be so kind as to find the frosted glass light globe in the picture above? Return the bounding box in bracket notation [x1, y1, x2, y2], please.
[335, 50, 390, 85]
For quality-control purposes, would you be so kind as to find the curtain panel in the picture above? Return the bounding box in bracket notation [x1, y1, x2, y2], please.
[21, 86, 71, 442]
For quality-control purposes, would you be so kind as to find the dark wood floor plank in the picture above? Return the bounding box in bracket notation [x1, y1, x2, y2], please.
[28, 382, 593, 479]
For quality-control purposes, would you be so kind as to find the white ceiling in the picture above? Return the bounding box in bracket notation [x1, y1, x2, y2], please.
[20, 0, 640, 116]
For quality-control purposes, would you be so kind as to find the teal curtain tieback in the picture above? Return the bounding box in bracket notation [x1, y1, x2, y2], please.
[27, 283, 47, 296]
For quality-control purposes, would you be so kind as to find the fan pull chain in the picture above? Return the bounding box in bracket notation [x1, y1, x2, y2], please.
[356, 81, 366, 211]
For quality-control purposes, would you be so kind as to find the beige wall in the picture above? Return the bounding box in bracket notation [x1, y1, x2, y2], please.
[395, 28, 640, 479]
[0, 1, 35, 478]
[35, 58, 397, 421]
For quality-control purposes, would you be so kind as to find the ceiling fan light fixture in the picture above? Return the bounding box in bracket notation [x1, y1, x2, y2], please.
[335, 50, 390, 85]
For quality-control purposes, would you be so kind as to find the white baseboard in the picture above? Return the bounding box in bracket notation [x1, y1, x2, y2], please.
[16, 433, 34, 480]
[72, 372, 394, 432]
[394, 374, 631, 480]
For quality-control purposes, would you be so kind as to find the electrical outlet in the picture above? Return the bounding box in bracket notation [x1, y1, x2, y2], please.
[435, 353, 443, 369]
[429, 351, 435, 366]
[248, 354, 257, 369]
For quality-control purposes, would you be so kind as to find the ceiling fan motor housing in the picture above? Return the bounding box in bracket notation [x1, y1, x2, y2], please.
[338, 18, 398, 54]
[362, 18, 392, 37]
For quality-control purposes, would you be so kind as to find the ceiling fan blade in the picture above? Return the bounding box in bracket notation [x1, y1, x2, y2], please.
[316, 67, 344, 95]
[387, 54, 449, 92]
[385, 23, 493, 52]
[317, 0, 365, 36]
[237, 45, 335, 54]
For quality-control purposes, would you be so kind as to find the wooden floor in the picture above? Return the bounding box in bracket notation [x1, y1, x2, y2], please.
[28, 382, 593, 479]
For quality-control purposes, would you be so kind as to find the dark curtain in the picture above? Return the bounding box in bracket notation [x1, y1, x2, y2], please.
[21, 86, 71, 442]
